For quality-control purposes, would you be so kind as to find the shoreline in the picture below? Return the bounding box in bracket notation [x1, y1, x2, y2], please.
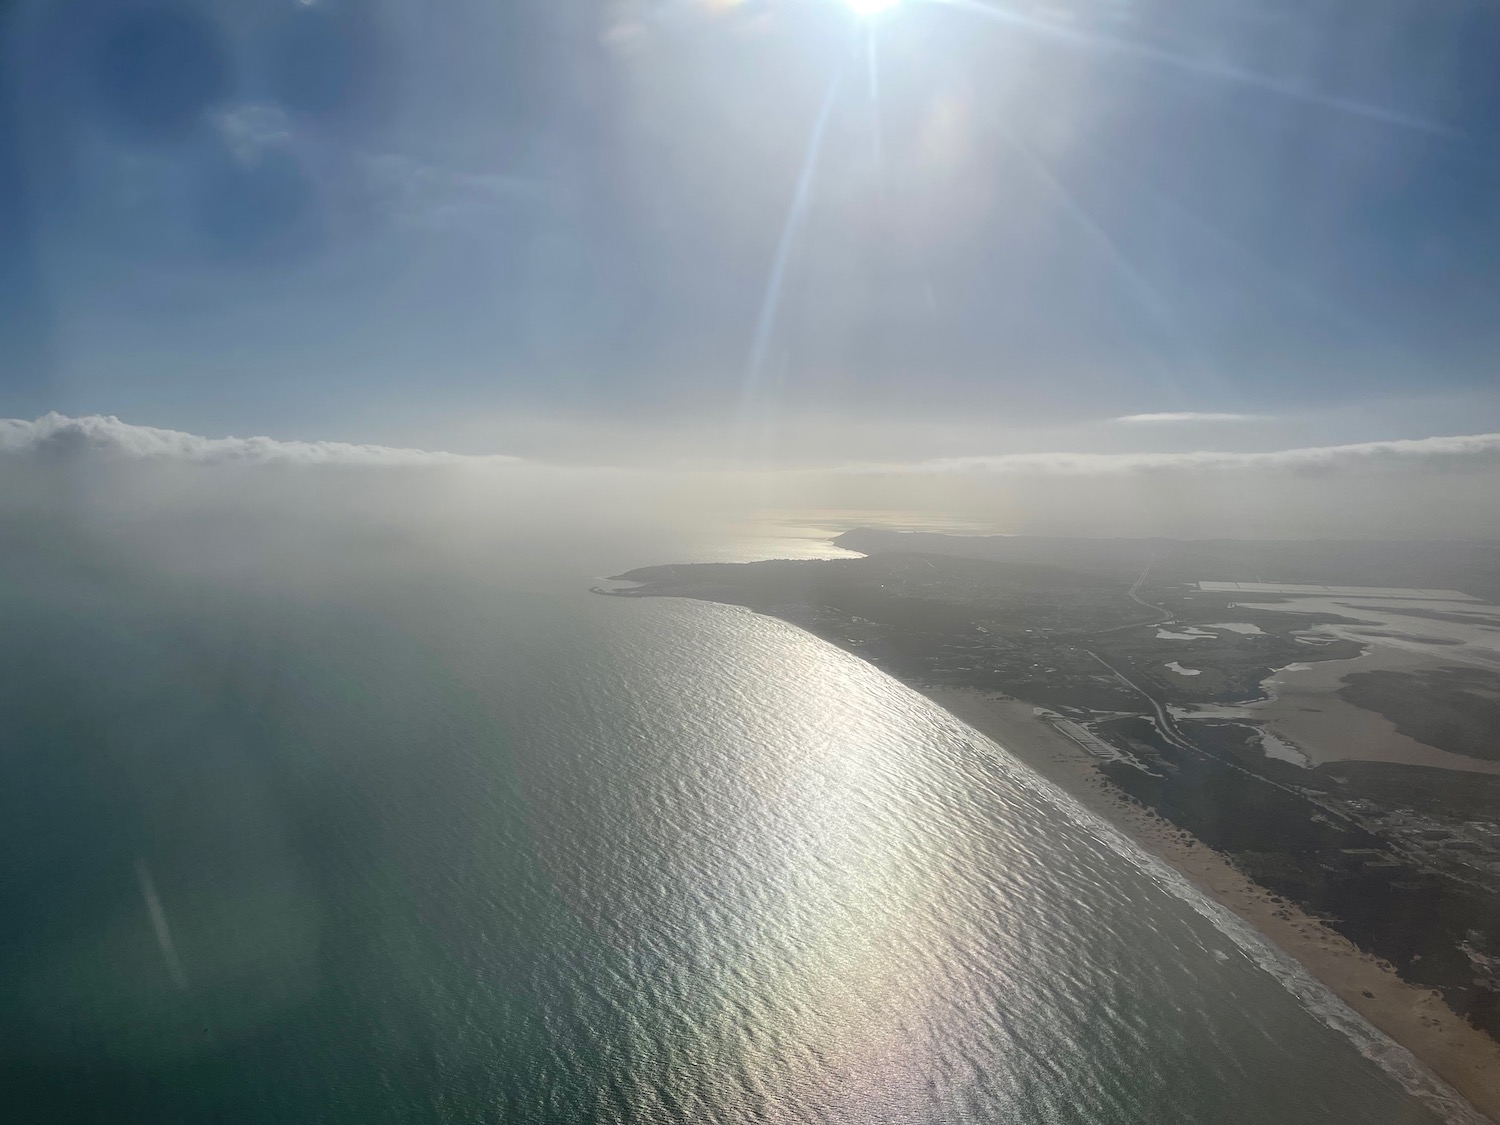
[922, 685, 1500, 1125]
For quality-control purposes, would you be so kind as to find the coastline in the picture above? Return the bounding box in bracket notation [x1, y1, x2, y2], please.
[923, 685, 1500, 1125]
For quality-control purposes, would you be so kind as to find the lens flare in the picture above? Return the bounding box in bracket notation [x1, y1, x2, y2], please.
[846, 0, 902, 15]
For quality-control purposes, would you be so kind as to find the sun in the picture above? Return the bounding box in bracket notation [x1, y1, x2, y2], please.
[845, 0, 903, 15]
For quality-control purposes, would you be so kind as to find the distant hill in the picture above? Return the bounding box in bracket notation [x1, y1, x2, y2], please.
[833, 529, 1500, 601]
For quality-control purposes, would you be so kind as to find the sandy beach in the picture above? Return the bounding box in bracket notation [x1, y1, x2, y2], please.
[924, 685, 1500, 1125]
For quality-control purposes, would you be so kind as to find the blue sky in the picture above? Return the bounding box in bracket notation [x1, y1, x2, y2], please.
[3, 0, 1499, 464]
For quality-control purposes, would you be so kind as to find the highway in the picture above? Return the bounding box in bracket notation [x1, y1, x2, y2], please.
[1084, 556, 1174, 637]
[1083, 558, 1197, 753]
[1126, 556, 1173, 624]
[1082, 647, 1197, 753]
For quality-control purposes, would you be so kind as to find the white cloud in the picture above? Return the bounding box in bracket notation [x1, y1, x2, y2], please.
[853, 432, 1500, 475]
[1113, 412, 1263, 424]
[361, 154, 543, 231]
[212, 104, 542, 232]
[0, 414, 521, 467]
[5, 414, 1499, 482]
[213, 104, 295, 164]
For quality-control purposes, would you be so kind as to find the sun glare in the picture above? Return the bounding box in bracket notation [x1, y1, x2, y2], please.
[846, 0, 902, 16]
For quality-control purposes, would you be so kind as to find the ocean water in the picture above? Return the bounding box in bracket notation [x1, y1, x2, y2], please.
[0, 528, 1465, 1124]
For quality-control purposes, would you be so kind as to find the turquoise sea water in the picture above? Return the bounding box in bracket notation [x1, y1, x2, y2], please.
[0, 525, 1468, 1124]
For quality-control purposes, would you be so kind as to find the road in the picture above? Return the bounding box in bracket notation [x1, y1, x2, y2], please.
[1083, 559, 1379, 837]
[1083, 556, 1175, 637]
[1126, 556, 1173, 624]
[1083, 647, 1197, 753]
[1081, 558, 1198, 753]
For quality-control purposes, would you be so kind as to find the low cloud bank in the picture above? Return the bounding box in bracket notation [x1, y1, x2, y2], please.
[1113, 412, 1263, 424]
[876, 432, 1500, 476]
[0, 413, 520, 467]
[3, 414, 1499, 480]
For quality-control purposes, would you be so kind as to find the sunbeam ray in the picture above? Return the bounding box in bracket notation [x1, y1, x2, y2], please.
[1098, 154, 1426, 374]
[867, 24, 885, 172]
[738, 59, 850, 453]
[996, 128, 1216, 403]
[135, 857, 189, 991]
[925, 0, 1460, 139]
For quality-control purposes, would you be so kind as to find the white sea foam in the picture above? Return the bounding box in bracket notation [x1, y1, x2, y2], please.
[963, 728, 1490, 1125]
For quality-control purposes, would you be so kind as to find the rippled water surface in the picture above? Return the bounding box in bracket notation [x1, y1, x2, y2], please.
[0, 557, 1455, 1124]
